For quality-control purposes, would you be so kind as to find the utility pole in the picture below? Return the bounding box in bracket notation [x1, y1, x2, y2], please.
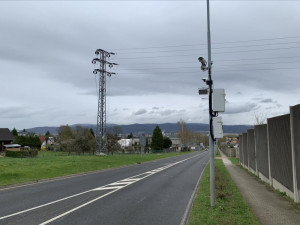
[198, 0, 225, 207]
[198, 0, 216, 207]
[206, 0, 216, 208]
[92, 49, 117, 155]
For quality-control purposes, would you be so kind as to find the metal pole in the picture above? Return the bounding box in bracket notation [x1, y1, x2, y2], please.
[207, 0, 215, 207]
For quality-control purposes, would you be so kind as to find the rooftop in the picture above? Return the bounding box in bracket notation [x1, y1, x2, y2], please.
[0, 128, 15, 141]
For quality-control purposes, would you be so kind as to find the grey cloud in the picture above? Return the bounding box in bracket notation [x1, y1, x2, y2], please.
[158, 110, 176, 116]
[133, 109, 147, 115]
[224, 103, 259, 114]
[154, 109, 186, 116]
[0, 106, 36, 119]
[260, 98, 276, 103]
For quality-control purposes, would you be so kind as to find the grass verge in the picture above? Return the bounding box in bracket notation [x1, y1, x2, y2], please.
[0, 151, 189, 187]
[188, 159, 261, 225]
[229, 157, 239, 165]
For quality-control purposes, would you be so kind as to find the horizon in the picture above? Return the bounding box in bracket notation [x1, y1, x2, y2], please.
[10, 122, 254, 131]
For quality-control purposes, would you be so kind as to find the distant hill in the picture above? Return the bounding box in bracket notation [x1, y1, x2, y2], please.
[26, 123, 252, 135]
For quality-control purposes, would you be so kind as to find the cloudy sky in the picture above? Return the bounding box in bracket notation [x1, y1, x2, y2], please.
[1, 0, 300, 130]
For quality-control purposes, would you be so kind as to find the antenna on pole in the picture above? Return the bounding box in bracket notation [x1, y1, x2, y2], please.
[92, 49, 117, 155]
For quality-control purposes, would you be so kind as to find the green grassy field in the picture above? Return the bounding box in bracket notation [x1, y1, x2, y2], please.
[0, 151, 189, 187]
[188, 159, 261, 225]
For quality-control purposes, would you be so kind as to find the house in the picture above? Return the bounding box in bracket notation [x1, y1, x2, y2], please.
[118, 139, 133, 149]
[170, 138, 181, 152]
[4, 144, 21, 151]
[0, 128, 15, 151]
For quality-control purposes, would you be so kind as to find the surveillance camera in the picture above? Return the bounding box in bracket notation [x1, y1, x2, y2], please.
[198, 57, 207, 65]
[198, 57, 208, 71]
[202, 78, 207, 82]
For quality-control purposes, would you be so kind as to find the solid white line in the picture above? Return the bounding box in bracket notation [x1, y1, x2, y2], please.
[108, 181, 133, 185]
[0, 153, 203, 223]
[122, 178, 141, 182]
[93, 186, 124, 190]
[39, 189, 120, 225]
[0, 189, 93, 220]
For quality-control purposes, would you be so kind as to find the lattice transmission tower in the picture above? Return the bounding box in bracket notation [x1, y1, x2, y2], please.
[92, 49, 117, 154]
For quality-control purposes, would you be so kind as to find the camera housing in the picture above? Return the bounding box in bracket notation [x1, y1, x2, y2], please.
[198, 57, 208, 71]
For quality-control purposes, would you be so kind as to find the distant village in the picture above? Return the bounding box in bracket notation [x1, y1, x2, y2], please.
[0, 125, 240, 157]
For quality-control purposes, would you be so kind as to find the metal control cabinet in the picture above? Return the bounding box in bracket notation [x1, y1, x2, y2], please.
[213, 117, 224, 138]
[212, 89, 225, 112]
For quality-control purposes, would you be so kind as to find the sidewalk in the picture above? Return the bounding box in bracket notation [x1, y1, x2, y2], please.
[219, 151, 300, 225]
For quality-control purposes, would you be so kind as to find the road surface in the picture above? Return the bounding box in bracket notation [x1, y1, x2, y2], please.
[0, 151, 208, 225]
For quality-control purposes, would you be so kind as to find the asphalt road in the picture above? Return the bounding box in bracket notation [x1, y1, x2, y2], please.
[0, 151, 209, 225]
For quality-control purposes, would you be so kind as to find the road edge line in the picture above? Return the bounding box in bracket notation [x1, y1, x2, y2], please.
[180, 160, 209, 225]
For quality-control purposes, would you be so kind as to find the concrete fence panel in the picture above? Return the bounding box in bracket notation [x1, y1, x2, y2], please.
[268, 114, 293, 197]
[242, 132, 248, 168]
[239, 134, 243, 166]
[254, 124, 269, 183]
[247, 129, 256, 174]
[290, 104, 300, 202]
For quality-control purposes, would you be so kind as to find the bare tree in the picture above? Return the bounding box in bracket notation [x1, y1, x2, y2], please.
[111, 126, 123, 136]
[254, 112, 267, 125]
[177, 120, 194, 147]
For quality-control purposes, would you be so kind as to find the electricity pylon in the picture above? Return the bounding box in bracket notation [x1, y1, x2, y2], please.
[92, 49, 117, 154]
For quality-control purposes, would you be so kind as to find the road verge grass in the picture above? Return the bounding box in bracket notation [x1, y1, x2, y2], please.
[0, 151, 190, 187]
[229, 157, 239, 165]
[188, 159, 260, 225]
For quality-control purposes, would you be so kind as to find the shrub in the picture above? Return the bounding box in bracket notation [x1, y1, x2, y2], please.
[6, 149, 38, 158]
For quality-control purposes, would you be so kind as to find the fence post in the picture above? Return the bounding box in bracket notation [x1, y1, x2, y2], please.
[290, 105, 300, 203]
[267, 119, 273, 186]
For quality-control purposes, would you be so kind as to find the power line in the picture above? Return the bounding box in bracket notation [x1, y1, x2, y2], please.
[115, 45, 300, 60]
[109, 35, 300, 51]
[115, 41, 300, 55]
[218, 55, 300, 62]
[115, 59, 300, 71]
[116, 66, 300, 75]
[214, 66, 300, 73]
[117, 55, 300, 66]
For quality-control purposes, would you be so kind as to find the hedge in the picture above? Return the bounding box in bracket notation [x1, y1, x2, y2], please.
[6, 149, 38, 158]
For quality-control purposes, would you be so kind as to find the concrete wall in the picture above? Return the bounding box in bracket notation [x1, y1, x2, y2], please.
[247, 129, 256, 173]
[242, 133, 248, 168]
[239, 134, 243, 165]
[268, 114, 293, 193]
[290, 104, 300, 201]
[238, 104, 300, 202]
[254, 124, 269, 179]
[222, 148, 236, 157]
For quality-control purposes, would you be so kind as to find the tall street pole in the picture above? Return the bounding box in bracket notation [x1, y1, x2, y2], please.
[207, 0, 215, 207]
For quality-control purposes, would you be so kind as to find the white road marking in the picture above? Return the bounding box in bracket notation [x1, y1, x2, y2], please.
[0, 189, 93, 220]
[40, 155, 199, 225]
[0, 153, 202, 224]
[39, 189, 120, 225]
